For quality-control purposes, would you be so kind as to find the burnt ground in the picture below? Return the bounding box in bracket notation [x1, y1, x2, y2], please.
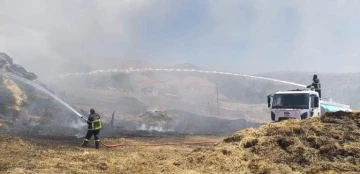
[103, 109, 264, 136]
[2, 109, 264, 141]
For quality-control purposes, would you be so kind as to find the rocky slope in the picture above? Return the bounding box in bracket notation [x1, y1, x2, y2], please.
[0, 52, 37, 80]
[0, 52, 37, 118]
[0, 52, 82, 136]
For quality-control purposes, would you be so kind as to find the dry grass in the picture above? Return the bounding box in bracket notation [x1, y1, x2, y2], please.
[191, 111, 360, 173]
[0, 135, 219, 174]
[1, 111, 360, 173]
[2, 77, 27, 111]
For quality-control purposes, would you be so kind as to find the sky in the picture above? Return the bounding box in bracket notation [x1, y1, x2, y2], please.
[1, 0, 360, 79]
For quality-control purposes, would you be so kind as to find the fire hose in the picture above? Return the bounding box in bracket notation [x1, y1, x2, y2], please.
[99, 141, 217, 148]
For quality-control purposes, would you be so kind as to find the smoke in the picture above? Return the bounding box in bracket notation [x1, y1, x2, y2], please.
[1, 0, 360, 81]
[69, 119, 87, 132]
[2, 0, 359, 137]
[0, 0, 171, 79]
[136, 123, 174, 132]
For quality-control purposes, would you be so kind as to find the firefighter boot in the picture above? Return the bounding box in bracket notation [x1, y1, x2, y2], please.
[81, 140, 88, 147]
[95, 141, 100, 149]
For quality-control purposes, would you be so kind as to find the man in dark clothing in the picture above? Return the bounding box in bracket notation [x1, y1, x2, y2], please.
[307, 74, 321, 99]
[81, 108, 102, 149]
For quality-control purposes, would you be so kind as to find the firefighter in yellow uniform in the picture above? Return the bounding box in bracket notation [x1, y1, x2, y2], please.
[81, 108, 102, 149]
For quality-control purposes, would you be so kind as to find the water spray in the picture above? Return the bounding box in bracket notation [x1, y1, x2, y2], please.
[0, 71, 88, 122]
[58, 68, 307, 87]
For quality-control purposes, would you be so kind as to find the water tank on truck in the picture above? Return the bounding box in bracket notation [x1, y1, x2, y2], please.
[319, 100, 352, 114]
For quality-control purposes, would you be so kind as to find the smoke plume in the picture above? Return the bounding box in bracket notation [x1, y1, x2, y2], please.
[1, 0, 360, 80]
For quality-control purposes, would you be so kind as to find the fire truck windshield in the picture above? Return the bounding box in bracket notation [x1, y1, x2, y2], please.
[272, 93, 309, 109]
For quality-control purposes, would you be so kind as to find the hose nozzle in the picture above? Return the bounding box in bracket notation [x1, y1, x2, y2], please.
[80, 116, 88, 122]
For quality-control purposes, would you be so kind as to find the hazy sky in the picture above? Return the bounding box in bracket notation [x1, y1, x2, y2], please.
[1, 0, 360, 79]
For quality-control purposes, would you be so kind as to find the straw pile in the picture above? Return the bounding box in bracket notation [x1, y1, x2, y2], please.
[186, 111, 360, 173]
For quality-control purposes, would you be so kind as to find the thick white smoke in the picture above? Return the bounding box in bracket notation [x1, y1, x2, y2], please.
[1, 0, 360, 79]
[136, 123, 174, 132]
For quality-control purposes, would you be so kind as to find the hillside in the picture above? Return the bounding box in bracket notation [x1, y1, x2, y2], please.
[50, 60, 360, 125]
[1, 111, 359, 173]
[51, 65, 294, 122]
[1, 53, 263, 137]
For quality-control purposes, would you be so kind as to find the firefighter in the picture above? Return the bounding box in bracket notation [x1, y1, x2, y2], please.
[307, 74, 321, 99]
[81, 108, 102, 149]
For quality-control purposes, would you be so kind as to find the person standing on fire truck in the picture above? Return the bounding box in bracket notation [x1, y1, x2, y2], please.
[307, 74, 321, 99]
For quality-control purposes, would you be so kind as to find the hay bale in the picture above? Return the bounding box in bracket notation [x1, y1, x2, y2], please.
[185, 111, 360, 173]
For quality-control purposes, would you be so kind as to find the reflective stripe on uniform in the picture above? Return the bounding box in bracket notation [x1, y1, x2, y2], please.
[89, 119, 102, 130]
[314, 83, 321, 89]
[84, 139, 89, 141]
